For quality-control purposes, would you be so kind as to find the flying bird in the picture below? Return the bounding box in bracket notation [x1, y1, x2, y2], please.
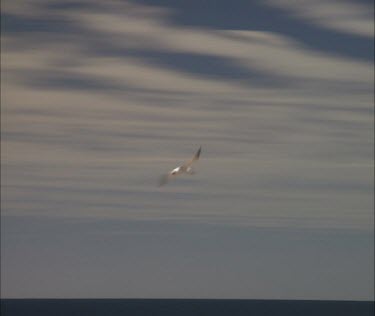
[158, 146, 202, 186]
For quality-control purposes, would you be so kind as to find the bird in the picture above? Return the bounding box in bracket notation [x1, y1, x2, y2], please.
[158, 146, 202, 186]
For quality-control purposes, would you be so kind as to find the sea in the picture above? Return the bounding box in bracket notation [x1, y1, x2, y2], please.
[1, 299, 374, 316]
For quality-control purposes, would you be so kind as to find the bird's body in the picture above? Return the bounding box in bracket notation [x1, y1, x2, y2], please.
[159, 147, 201, 186]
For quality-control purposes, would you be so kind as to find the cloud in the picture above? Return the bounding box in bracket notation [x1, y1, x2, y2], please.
[264, 0, 374, 37]
[1, 0, 373, 230]
[73, 9, 372, 82]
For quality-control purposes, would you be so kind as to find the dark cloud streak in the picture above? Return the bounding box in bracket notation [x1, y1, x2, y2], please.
[134, 0, 373, 61]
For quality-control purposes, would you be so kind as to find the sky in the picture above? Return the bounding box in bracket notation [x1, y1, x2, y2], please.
[1, 0, 374, 300]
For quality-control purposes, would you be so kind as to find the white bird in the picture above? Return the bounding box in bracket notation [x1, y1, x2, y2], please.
[159, 146, 202, 186]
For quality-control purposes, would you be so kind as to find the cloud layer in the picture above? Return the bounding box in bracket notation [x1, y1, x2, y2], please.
[2, 0, 373, 230]
[1, 0, 374, 300]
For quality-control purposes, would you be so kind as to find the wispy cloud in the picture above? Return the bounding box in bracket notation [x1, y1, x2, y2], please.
[2, 0, 373, 230]
[1, 0, 373, 300]
[265, 0, 374, 37]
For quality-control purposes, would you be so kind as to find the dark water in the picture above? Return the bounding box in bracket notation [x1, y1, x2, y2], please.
[1, 299, 373, 316]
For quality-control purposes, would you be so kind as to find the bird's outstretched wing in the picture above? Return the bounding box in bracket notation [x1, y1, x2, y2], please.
[158, 173, 170, 187]
[182, 146, 201, 168]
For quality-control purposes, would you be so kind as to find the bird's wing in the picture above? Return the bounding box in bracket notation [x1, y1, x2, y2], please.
[158, 173, 171, 187]
[182, 146, 201, 168]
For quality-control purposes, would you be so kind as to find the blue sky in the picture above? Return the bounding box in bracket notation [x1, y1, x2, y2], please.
[1, 0, 374, 299]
